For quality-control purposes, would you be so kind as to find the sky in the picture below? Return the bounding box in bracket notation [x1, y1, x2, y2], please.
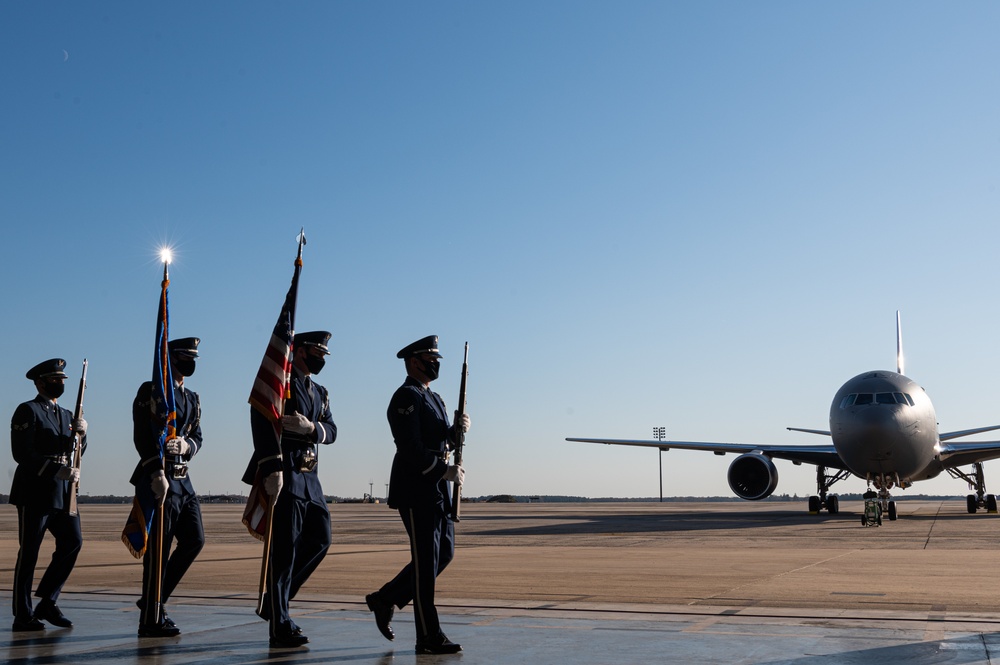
[3, 2, 1000, 502]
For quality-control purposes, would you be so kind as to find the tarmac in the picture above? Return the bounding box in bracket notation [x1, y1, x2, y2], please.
[4, 501, 1000, 664]
[7, 591, 1000, 664]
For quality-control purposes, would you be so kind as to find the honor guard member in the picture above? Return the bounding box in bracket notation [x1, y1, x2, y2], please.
[131, 337, 205, 638]
[10, 358, 87, 631]
[366, 335, 471, 655]
[243, 330, 337, 648]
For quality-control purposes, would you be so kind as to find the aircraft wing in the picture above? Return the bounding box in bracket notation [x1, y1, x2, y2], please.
[937, 440, 1000, 468]
[566, 437, 848, 470]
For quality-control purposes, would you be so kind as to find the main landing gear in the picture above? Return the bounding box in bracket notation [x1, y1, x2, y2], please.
[947, 462, 998, 514]
[807, 465, 851, 515]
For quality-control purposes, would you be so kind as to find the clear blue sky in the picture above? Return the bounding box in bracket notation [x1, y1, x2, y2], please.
[3, 2, 1000, 501]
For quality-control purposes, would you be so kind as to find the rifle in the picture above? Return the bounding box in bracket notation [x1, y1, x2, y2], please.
[67, 359, 88, 517]
[450, 342, 469, 521]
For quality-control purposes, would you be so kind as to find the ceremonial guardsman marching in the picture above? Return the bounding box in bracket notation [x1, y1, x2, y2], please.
[131, 337, 205, 637]
[10, 358, 87, 631]
[366, 335, 470, 655]
[244, 331, 337, 648]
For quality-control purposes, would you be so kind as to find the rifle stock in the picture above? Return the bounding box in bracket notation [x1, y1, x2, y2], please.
[450, 343, 469, 521]
[68, 359, 87, 517]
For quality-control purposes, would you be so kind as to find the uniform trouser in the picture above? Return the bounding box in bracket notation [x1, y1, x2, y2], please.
[265, 492, 331, 637]
[12, 505, 82, 622]
[139, 491, 205, 626]
[378, 505, 455, 642]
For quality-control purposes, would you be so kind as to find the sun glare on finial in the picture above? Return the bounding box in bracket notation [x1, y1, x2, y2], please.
[160, 247, 174, 265]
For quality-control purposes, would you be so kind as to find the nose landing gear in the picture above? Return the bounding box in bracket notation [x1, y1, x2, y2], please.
[864, 474, 898, 522]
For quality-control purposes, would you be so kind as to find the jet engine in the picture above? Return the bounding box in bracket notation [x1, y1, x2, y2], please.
[727, 453, 779, 501]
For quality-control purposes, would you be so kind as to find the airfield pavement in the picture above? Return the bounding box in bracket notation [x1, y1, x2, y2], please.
[4, 500, 1000, 663]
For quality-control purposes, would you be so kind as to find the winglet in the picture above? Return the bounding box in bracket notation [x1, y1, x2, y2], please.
[896, 310, 904, 375]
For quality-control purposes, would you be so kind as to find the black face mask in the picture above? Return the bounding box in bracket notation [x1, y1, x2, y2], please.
[304, 355, 326, 375]
[43, 381, 65, 399]
[174, 359, 196, 377]
[421, 358, 440, 381]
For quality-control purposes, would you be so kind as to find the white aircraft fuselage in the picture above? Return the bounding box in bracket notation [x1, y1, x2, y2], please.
[829, 370, 939, 485]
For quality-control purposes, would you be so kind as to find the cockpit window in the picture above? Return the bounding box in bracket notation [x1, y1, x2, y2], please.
[841, 392, 915, 408]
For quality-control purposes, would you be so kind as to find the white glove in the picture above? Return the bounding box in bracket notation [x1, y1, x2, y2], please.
[454, 412, 471, 434]
[165, 437, 190, 456]
[55, 466, 80, 483]
[72, 418, 88, 435]
[150, 470, 169, 501]
[264, 471, 284, 500]
[443, 465, 465, 486]
[281, 412, 315, 435]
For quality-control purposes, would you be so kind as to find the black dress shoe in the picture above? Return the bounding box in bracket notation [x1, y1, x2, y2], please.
[35, 600, 72, 628]
[138, 623, 181, 638]
[12, 618, 45, 632]
[269, 632, 309, 648]
[415, 636, 462, 654]
[366, 592, 395, 641]
[136, 599, 175, 629]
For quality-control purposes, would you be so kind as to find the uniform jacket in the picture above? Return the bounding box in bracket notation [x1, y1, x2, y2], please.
[386, 376, 459, 511]
[243, 369, 337, 502]
[130, 380, 203, 497]
[10, 395, 87, 509]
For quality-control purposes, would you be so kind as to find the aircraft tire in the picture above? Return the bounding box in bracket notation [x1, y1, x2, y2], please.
[967, 494, 978, 514]
[808, 496, 820, 514]
[827, 495, 839, 515]
[888, 501, 897, 521]
[987, 495, 998, 513]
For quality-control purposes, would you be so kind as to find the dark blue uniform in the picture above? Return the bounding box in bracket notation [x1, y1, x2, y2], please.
[377, 376, 461, 644]
[131, 380, 205, 627]
[243, 368, 337, 639]
[10, 396, 86, 625]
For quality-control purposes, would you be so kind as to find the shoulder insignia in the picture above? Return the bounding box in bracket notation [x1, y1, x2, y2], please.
[12, 422, 29, 432]
[397, 405, 415, 415]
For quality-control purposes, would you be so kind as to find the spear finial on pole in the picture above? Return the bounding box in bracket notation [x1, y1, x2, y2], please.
[160, 247, 173, 285]
[295, 229, 306, 266]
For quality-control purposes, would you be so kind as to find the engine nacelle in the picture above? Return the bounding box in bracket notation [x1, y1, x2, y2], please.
[727, 453, 779, 501]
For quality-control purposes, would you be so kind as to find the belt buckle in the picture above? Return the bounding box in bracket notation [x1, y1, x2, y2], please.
[171, 464, 189, 480]
[297, 449, 317, 473]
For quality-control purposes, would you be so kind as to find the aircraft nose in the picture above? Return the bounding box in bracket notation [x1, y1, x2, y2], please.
[852, 406, 906, 459]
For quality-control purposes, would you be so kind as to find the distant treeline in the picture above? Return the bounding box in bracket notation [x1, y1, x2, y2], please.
[0, 493, 971, 505]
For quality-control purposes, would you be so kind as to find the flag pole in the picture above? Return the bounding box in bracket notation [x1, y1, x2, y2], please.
[154, 255, 173, 626]
[256, 229, 306, 615]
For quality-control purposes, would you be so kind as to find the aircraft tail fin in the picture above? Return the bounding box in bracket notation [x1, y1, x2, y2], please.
[896, 310, 904, 375]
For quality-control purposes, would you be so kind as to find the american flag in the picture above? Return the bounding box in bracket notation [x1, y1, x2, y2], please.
[247, 254, 301, 440]
[122, 268, 175, 558]
[243, 241, 303, 539]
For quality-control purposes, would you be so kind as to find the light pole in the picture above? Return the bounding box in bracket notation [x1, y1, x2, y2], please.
[653, 426, 666, 502]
